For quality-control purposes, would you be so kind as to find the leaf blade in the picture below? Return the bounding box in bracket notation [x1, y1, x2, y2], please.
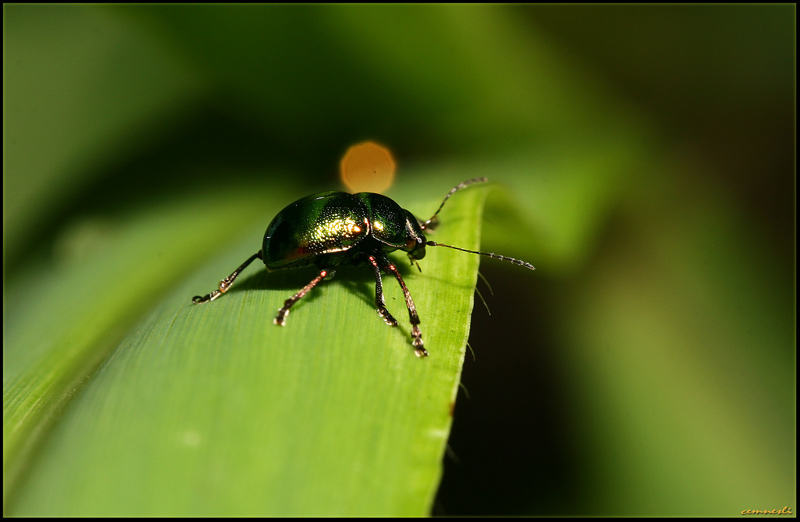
[5, 181, 488, 516]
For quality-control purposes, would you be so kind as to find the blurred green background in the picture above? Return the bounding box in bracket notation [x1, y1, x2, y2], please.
[4, 4, 794, 516]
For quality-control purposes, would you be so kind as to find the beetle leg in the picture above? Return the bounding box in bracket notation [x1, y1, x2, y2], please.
[367, 255, 399, 327]
[193, 251, 263, 304]
[274, 269, 332, 326]
[381, 256, 428, 358]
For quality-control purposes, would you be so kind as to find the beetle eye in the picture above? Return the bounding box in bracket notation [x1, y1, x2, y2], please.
[407, 236, 424, 250]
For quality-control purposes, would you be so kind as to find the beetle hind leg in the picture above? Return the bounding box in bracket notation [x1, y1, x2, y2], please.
[193, 251, 263, 304]
[274, 269, 332, 325]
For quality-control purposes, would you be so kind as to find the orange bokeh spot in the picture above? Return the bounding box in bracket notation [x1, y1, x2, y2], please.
[340, 141, 396, 194]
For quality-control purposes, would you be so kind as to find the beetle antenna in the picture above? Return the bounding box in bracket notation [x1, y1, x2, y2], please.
[426, 241, 535, 270]
[421, 177, 488, 230]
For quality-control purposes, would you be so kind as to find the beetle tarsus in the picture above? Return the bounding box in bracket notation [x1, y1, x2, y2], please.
[274, 308, 288, 325]
[378, 309, 398, 327]
[273, 269, 330, 326]
[193, 290, 220, 304]
[191, 251, 263, 305]
[412, 325, 428, 357]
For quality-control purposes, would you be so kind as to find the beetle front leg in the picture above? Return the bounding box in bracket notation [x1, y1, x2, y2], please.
[274, 269, 333, 325]
[381, 257, 428, 358]
[367, 255, 399, 327]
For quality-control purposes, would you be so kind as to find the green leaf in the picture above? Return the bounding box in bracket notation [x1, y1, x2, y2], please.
[4, 179, 490, 516]
[10, 4, 791, 517]
[3, 5, 199, 260]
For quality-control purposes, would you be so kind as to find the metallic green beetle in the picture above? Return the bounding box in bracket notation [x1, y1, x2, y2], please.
[193, 177, 535, 357]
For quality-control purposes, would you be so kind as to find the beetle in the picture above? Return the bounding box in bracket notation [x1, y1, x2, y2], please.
[192, 177, 535, 357]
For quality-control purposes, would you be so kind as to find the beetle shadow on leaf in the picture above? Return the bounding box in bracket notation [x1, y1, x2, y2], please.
[220, 263, 380, 312]
[208, 258, 423, 347]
